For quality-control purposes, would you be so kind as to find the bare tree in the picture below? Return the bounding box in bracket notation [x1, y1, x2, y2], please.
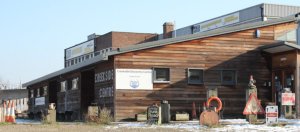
[0, 77, 10, 90]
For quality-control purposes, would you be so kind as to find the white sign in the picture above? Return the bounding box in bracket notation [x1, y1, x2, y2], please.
[266, 106, 278, 125]
[66, 40, 94, 60]
[193, 12, 240, 33]
[282, 93, 295, 105]
[35, 97, 45, 106]
[116, 69, 153, 90]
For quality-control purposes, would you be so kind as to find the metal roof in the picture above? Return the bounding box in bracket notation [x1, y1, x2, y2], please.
[23, 13, 299, 88]
[23, 54, 108, 87]
[260, 41, 300, 53]
[109, 14, 299, 55]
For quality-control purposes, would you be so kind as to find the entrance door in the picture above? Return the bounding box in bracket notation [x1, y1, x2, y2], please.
[81, 70, 95, 117]
[272, 69, 295, 116]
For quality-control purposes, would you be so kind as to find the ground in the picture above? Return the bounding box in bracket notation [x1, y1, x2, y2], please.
[0, 118, 300, 132]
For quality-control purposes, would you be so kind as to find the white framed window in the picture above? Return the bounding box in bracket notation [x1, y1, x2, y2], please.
[43, 86, 48, 96]
[60, 81, 67, 92]
[153, 68, 170, 83]
[188, 68, 204, 84]
[72, 78, 79, 90]
[30, 90, 34, 98]
[36, 88, 40, 97]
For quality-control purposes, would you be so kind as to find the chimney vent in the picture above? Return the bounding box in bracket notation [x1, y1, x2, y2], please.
[163, 22, 174, 39]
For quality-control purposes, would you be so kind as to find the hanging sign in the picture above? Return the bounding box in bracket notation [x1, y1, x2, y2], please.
[282, 93, 295, 105]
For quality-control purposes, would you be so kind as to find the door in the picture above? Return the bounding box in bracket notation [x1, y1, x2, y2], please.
[272, 69, 295, 116]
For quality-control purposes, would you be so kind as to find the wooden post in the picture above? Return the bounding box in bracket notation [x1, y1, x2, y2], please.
[295, 50, 300, 118]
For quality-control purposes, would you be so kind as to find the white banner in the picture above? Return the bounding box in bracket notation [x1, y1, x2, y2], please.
[116, 69, 153, 90]
[35, 97, 45, 106]
[66, 40, 94, 60]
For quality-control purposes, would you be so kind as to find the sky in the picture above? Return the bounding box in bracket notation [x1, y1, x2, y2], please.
[0, 0, 299, 86]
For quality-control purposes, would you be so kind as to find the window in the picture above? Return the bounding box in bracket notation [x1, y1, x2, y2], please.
[60, 81, 67, 92]
[71, 59, 74, 65]
[78, 57, 81, 63]
[30, 90, 34, 98]
[153, 68, 170, 83]
[43, 86, 48, 96]
[36, 88, 40, 97]
[221, 70, 236, 85]
[188, 69, 204, 84]
[72, 78, 79, 90]
[75, 58, 78, 64]
[85, 54, 90, 60]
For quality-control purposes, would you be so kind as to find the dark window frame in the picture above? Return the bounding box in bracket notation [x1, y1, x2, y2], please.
[187, 68, 204, 85]
[221, 70, 237, 85]
[153, 67, 170, 83]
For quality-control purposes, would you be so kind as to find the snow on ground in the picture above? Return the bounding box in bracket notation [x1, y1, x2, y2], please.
[106, 119, 300, 131]
[14, 118, 300, 131]
[15, 119, 41, 125]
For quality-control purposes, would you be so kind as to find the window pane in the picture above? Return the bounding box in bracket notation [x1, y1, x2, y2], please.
[222, 70, 236, 84]
[72, 78, 78, 90]
[154, 68, 170, 82]
[188, 69, 203, 84]
[60, 81, 66, 92]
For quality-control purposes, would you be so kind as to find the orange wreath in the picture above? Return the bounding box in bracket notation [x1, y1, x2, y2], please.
[207, 96, 223, 112]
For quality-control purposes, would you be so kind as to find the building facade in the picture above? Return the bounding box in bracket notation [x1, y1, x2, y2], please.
[23, 3, 300, 121]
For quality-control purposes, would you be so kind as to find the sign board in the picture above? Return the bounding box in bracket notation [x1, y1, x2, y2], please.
[35, 97, 45, 106]
[115, 69, 153, 90]
[282, 93, 295, 105]
[243, 93, 265, 115]
[147, 105, 159, 124]
[65, 40, 94, 60]
[266, 106, 278, 125]
[193, 12, 240, 33]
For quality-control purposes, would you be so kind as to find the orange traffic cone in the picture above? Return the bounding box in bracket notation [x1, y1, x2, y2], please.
[5, 100, 15, 123]
[5, 101, 10, 122]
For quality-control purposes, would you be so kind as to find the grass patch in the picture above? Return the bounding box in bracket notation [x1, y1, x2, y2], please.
[271, 123, 287, 127]
[0, 122, 13, 125]
[207, 124, 224, 128]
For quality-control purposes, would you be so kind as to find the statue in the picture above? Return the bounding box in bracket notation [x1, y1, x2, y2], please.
[248, 75, 256, 89]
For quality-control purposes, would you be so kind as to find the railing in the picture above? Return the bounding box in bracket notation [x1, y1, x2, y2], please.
[65, 47, 113, 67]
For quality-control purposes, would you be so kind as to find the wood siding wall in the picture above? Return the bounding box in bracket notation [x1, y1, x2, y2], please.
[113, 22, 298, 121]
[57, 72, 81, 114]
[94, 58, 115, 115]
[28, 81, 49, 114]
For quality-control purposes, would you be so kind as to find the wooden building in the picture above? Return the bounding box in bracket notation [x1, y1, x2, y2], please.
[23, 4, 300, 121]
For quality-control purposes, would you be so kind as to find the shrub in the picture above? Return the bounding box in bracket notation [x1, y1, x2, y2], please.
[86, 107, 113, 125]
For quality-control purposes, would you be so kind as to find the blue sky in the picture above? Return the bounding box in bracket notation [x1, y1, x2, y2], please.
[0, 0, 299, 85]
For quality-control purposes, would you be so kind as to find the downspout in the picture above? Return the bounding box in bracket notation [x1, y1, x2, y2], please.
[296, 13, 300, 118]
